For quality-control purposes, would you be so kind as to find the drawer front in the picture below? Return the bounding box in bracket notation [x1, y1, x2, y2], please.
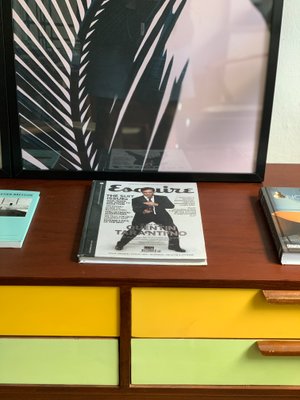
[131, 339, 300, 385]
[0, 286, 119, 336]
[132, 288, 300, 338]
[0, 338, 118, 385]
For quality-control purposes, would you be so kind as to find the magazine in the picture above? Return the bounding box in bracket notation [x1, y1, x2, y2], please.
[0, 190, 40, 248]
[260, 186, 300, 265]
[78, 181, 207, 265]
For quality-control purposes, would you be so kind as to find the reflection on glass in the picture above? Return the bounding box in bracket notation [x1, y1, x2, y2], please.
[12, 0, 274, 174]
[0, 133, 2, 169]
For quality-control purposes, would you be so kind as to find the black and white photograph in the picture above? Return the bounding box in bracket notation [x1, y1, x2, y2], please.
[3, 0, 283, 180]
[0, 196, 31, 217]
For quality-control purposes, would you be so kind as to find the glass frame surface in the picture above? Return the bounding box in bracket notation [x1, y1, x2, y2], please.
[3, 0, 284, 182]
[0, 2, 12, 177]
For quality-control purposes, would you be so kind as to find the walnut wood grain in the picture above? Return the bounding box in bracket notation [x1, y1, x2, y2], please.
[0, 164, 300, 288]
[257, 341, 300, 356]
[1, 385, 300, 400]
[119, 287, 132, 388]
[263, 290, 300, 304]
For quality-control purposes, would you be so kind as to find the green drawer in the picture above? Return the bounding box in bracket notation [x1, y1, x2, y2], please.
[0, 338, 118, 385]
[132, 339, 300, 385]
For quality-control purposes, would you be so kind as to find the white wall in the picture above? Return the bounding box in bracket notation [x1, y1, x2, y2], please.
[267, 0, 300, 163]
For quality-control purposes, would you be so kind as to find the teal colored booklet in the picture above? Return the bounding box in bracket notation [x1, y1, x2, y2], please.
[0, 190, 40, 248]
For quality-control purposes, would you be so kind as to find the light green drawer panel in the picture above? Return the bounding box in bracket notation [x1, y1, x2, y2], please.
[132, 339, 300, 386]
[0, 338, 118, 385]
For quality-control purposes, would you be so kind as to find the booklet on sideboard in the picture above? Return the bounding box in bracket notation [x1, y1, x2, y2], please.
[78, 180, 207, 265]
[259, 186, 300, 265]
[0, 190, 40, 248]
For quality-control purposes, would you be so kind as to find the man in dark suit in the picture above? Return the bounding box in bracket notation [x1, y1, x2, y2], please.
[115, 187, 185, 252]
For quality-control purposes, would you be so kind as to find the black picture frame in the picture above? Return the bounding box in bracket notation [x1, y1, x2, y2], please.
[0, 1, 12, 178]
[2, 0, 284, 182]
[0, 123, 11, 178]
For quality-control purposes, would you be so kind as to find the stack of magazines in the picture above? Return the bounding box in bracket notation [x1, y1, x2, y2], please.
[260, 186, 300, 265]
[78, 181, 207, 266]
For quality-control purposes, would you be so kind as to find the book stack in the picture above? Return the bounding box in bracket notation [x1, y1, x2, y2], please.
[260, 187, 300, 265]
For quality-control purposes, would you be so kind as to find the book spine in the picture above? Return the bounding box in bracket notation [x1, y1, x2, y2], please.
[259, 188, 287, 262]
[78, 181, 106, 258]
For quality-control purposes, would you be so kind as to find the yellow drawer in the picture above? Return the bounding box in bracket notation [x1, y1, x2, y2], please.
[132, 288, 300, 338]
[0, 286, 119, 336]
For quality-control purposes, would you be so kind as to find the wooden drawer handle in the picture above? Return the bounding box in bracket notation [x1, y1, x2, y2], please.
[257, 341, 300, 356]
[263, 290, 300, 304]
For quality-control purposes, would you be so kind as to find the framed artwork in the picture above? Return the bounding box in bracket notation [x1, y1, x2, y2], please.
[3, 0, 284, 181]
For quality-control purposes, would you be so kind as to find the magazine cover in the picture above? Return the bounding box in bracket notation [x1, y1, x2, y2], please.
[260, 187, 300, 265]
[78, 181, 206, 265]
[0, 190, 40, 247]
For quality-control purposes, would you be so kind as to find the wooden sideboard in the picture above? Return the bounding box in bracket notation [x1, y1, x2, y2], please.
[1, 163, 300, 400]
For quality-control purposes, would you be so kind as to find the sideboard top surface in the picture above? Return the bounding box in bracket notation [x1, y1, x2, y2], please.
[1, 164, 300, 289]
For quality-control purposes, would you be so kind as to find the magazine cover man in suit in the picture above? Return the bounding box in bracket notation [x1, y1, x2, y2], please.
[115, 187, 185, 252]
